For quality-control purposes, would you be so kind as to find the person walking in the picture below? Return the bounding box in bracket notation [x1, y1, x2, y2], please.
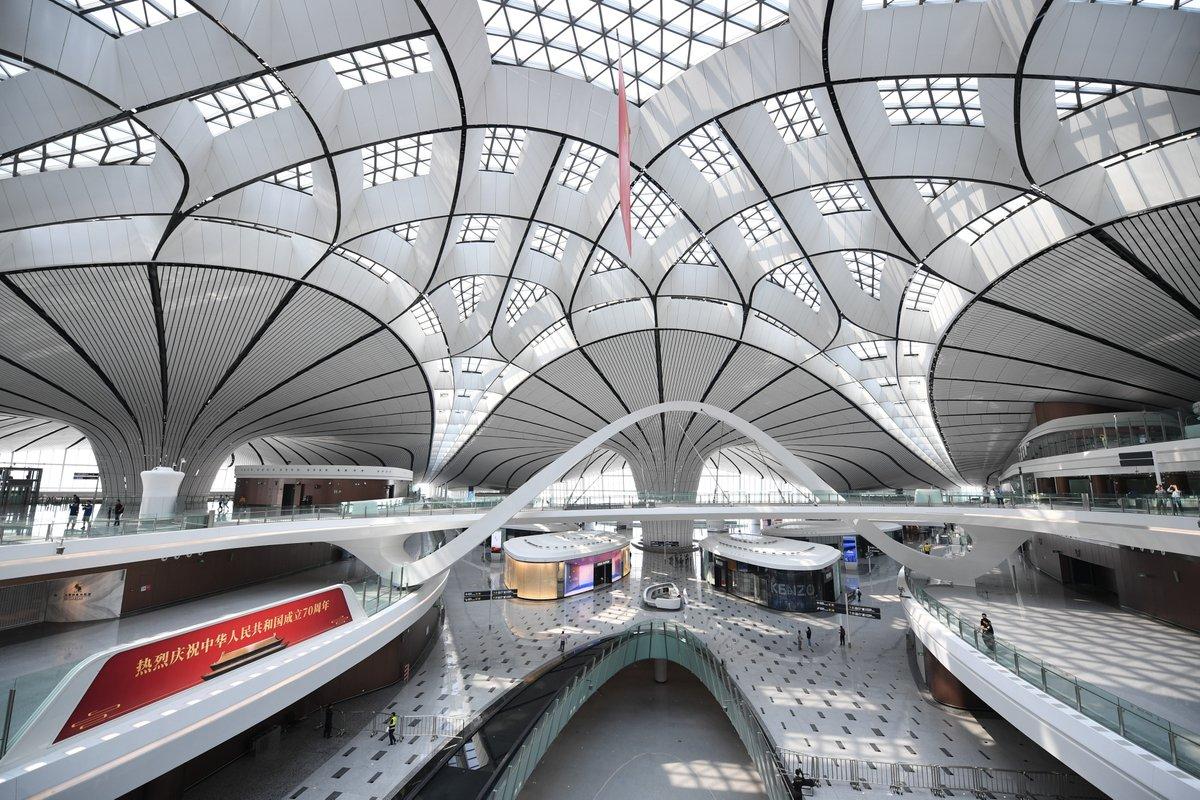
[797, 630, 803, 651]
[558, 635, 566, 655]
[1170, 484, 1183, 515]
[838, 625, 846, 646]
[113, 501, 124, 526]
[81, 501, 94, 530]
[387, 711, 397, 745]
[805, 626, 812, 648]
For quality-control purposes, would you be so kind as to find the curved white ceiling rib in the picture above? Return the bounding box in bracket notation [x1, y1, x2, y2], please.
[0, 0, 1196, 494]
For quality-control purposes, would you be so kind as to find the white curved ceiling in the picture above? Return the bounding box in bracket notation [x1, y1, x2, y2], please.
[1, 0, 1197, 494]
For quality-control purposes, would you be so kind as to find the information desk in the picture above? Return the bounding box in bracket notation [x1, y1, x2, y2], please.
[503, 531, 632, 600]
[700, 534, 842, 612]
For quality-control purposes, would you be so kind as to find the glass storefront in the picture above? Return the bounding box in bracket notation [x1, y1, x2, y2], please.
[505, 546, 632, 600]
[702, 552, 838, 612]
[1019, 412, 1183, 462]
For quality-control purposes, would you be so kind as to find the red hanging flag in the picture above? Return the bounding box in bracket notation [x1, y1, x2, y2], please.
[617, 62, 632, 256]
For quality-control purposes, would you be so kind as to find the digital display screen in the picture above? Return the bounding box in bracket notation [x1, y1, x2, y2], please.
[842, 535, 858, 563]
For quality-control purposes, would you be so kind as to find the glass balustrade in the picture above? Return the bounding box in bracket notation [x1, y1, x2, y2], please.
[2, 489, 1196, 548]
[909, 583, 1200, 778]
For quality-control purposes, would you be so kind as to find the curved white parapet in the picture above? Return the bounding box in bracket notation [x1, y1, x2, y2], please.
[643, 582, 683, 610]
[905, 596, 1200, 800]
[0, 571, 449, 800]
[138, 467, 185, 519]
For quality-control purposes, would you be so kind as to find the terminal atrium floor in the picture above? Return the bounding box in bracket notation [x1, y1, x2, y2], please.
[926, 557, 1200, 730]
[186, 538, 1078, 800]
[520, 660, 767, 799]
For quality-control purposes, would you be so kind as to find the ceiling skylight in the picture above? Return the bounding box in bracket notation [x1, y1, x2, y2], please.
[329, 38, 432, 88]
[766, 258, 821, 311]
[904, 268, 944, 311]
[478, 0, 790, 104]
[843, 250, 884, 298]
[481, 126, 525, 173]
[363, 135, 433, 187]
[679, 124, 738, 181]
[53, 0, 197, 36]
[764, 89, 826, 143]
[559, 140, 606, 192]
[452, 276, 486, 321]
[530, 224, 569, 260]
[630, 174, 679, 242]
[811, 182, 868, 214]
[0, 119, 156, 178]
[458, 214, 502, 243]
[735, 202, 781, 246]
[192, 76, 292, 134]
[878, 77, 982, 126]
[263, 162, 313, 194]
[506, 280, 549, 324]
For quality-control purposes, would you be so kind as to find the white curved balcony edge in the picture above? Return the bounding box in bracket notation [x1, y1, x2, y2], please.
[0, 571, 448, 800]
[2, 505, 1197, 585]
[904, 596, 1200, 800]
[1000, 437, 1200, 483]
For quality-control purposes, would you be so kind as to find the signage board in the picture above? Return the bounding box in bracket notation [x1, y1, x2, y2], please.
[814, 600, 882, 619]
[1117, 451, 1155, 467]
[73, 472, 100, 480]
[57, 586, 352, 742]
[464, 588, 517, 602]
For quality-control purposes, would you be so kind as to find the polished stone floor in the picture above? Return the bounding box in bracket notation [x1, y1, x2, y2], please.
[925, 557, 1200, 730]
[181, 542, 1075, 800]
[519, 660, 767, 800]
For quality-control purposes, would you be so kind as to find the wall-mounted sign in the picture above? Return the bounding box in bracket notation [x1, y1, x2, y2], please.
[72, 472, 100, 480]
[56, 586, 352, 742]
[46, 570, 125, 622]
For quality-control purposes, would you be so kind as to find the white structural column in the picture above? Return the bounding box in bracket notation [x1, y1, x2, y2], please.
[138, 466, 185, 519]
[629, 457, 704, 549]
[853, 519, 1028, 585]
[399, 402, 839, 584]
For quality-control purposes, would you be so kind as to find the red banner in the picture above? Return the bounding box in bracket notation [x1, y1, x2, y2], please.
[617, 60, 632, 256]
[56, 586, 353, 742]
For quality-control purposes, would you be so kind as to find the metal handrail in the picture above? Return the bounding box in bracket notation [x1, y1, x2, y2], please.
[910, 582, 1200, 779]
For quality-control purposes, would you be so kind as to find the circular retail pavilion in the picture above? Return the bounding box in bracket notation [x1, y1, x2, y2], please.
[700, 534, 842, 612]
[503, 531, 632, 600]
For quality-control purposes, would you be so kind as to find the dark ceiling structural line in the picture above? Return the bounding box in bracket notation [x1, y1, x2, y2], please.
[818, 0, 918, 266]
[0, 274, 146, 451]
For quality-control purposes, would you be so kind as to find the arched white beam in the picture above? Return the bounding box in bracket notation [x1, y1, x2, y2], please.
[852, 520, 1028, 585]
[398, 401, 838, 584]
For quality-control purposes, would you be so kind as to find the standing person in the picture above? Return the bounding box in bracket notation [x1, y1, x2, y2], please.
[67, 497, 80, 529]
[980, 613, 996, 652]
[797, 629, 803, 651]
[838, 625, 846, 647]
[1170, 484, 1183, 515]
[107, 503, 114, 525]
[113, 501, 124, 526]
[387, 711, 397, 745]
[558, 634, 566, 655]
[805, 626, 812, 648]
[81, 501, 94, 530]
[1155, 484, 1167, 515]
